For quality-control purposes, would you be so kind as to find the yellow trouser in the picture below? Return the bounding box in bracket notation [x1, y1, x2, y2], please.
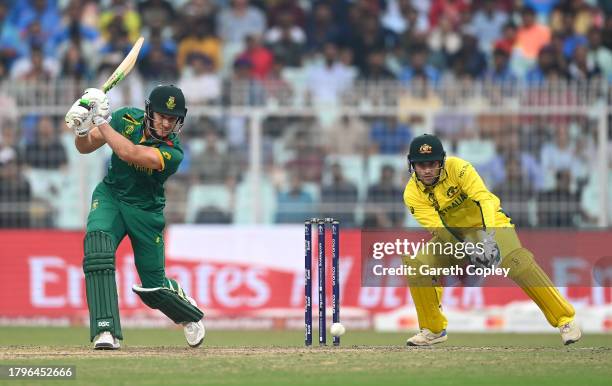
[404, 227, 575, 333]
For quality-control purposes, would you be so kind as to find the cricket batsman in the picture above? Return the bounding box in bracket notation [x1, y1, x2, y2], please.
[403, 134, 581, 346]
[64, 85, 205, 350]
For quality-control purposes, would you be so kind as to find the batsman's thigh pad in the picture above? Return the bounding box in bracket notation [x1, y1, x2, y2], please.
[83, 231, 122, 341]
[503, 247, 575, 327]
[132, 284, 203, 324]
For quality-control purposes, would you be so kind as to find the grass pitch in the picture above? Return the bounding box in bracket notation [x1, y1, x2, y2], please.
[1, 327, 611, 386]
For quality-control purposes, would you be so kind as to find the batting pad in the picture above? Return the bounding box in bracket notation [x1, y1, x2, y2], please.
[504, 248, 575, 327]
[83, 231, 123, 341]
[132, 285, 204, 324]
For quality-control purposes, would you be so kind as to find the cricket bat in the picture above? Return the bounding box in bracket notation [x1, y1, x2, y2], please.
[73, 36, 144, 126]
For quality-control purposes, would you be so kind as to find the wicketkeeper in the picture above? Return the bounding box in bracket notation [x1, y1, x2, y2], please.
[403, 134, 580, 346]
[65, 85, 205, 350]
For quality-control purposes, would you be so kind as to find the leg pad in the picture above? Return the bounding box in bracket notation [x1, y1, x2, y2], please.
[132, 284, 204, 324]
[83, 231, 122, 341]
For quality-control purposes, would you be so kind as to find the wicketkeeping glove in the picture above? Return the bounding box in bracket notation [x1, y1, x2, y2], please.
[467, 230, 501, 269]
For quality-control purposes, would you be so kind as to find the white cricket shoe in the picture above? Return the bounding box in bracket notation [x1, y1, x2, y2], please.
[407, 329, 448, 346]
[559, 321, 581, 345]
[183, 296, 205, 348]
[93, 331, 120, 350]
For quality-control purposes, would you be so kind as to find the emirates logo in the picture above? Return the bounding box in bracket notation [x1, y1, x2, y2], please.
[419, 144, 432, 154]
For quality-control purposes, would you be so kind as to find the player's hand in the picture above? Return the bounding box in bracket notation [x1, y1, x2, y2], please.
[65, 100, 93, 137]
[81, 88, 110, 125]
[468, 230, 500, 269]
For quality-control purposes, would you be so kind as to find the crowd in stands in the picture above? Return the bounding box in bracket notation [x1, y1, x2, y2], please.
[1, 0, 611, 228]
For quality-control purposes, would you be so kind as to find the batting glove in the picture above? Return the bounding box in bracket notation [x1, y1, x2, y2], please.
[65, 100, 93, 137]
[81, 88, 110, 125]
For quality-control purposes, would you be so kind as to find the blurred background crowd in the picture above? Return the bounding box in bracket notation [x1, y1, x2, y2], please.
[0, 0, 611, 229]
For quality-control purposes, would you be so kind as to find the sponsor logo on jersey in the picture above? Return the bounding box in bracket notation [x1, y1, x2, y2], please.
[439, 192, 468, 216]
[162, 151, 171, 160]
[123, 125, 134, 137]
[419, 144, 432, 154]
[91, 199, 99, 211]
[446, 186, 459, 198]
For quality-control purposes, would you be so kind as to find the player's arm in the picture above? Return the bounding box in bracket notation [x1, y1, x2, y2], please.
[96, 121, 163, 170]
[74, 126, 106, 154]
[404, 184, 460, 243]
[454, 161, 497, 229]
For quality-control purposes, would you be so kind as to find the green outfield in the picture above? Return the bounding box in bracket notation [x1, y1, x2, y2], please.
[1, 327, 611, 386]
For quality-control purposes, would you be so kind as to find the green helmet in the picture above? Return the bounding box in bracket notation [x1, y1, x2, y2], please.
[407, 134, 446, 164]
[146, 84, 187, 117]
[144, 85, 187, 141]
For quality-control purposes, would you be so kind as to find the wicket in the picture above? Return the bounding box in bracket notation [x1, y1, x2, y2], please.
[304, 218, 340, 346]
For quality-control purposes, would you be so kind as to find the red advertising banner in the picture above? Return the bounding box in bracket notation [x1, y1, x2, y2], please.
[0, 228, 610, 324]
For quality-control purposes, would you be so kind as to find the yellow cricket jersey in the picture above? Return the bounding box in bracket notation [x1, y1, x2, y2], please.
[403, 156, 512, 242]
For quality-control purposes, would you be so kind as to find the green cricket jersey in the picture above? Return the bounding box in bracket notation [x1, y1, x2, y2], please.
[102, 107, 183, 212]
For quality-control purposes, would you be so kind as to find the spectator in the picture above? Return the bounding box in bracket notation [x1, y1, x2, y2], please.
[348, 17, 397, 73]
[275, 172, 314, 223]
[493, 21, 517, 55]
[381, 0, 429, 35]
[11, 45, 56, 81]
[305, 2, 340, 52]
[485, 46, 517, 83]
[468, 0, 508, 54]
[60, 40, 88, 80]
[262, 60, 292, 103]
[216, 0, 266, 45]
[190, 128, 236, 184]
[369, 116, 412, 154]
[320, 163, 358, 226]
[515, 6, 551, 61]
[568, 44, 601, 81]
[359, 49, 395, 81]
[399, 44, 440, 85]
[139, 38, 178, 80]
[285, 130, 324, 183]
[223, 57, 266, 106]
[540, 123, 579, 191]
[179, 53, 221, 104]
[267, 0, 306, 29]
[525, 45, 565, 84]
[177, 20, 221, 71]
[427, 14, 461, 70]
[537, 170, 580, 227]
[428, 0, 469, 29]
[603, 12, 612, 51]
[265, 9, 305, 67]
[14, 0, 61, 51]
[52, 0, 99, 59]
[0, 3, 21, 68]
[363, 164, 404, 228]
[493, 153, 535, 228]
[451, 34, 487, 79]
[558, 9, 588, 60]
[305, 42, 355, 104]
[237, 34, 273, 79]
[586, 27, 612, 80]
[99, 0, 141, 43]
[24, 116, 67, 170]
[0, 147, 31, 228]
[523, 0, 558, 20]
[324, 115, 369, 155]
[137, 0, 175, 35]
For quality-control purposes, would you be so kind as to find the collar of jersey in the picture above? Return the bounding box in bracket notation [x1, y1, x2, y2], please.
[413, 167, 449, 192]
